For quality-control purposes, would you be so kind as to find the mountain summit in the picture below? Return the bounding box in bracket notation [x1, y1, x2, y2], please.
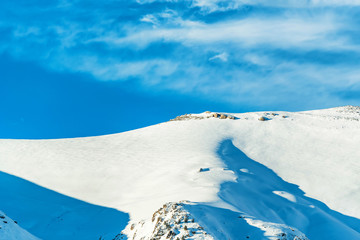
[1, 106, 359, 239]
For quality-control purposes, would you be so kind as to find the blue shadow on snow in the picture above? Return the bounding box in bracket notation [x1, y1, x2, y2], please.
[216, 139, 360, 239]
[0, 171, 129, 240]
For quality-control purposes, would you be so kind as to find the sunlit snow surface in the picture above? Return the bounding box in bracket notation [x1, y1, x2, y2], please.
[0, 106, 360, 239]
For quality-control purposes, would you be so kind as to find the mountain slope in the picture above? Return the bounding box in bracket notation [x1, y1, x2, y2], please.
[0, 106, 359, 239]
[0, 211, 39, 240]
[124, 201, 309, 240]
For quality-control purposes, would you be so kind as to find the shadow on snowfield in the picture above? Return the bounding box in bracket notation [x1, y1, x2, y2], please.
[0, 171, 129, 240]
[217, 139, 360, 239]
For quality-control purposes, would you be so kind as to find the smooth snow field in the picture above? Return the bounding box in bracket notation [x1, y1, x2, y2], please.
[0, 106, 359, 239]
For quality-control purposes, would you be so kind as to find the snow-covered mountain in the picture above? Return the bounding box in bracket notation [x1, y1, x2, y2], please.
[0, 211, 39, 240]
[0, 106, 359, 239]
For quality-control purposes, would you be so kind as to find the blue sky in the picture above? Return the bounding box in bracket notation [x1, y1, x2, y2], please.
[1, 0, 360, 138]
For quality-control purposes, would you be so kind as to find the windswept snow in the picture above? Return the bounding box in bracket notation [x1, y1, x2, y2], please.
[0, 106, 359, 239]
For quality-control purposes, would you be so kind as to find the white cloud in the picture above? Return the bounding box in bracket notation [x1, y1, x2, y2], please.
[91, 14, 346, 52]
[209, 52, 228, 62]
[55, 54, 179, 82]
[190, 0, 360, 12]
[140, 9, 203, 28]
[243, 54, 270, 66]
[140, 14, 160, 25]
[1, 0, 360, 108]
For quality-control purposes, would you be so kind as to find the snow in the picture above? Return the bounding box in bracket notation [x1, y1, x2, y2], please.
[240, 168, 250, 173]
[0, 211, 39, 240]
[273, 191, 297, 203]
[184, 203, 308, 240]
[0, 171, 129, 240]
[124, 201, 215, 240]
[125, 201, 308, 240]
[0, 106, 359, 239]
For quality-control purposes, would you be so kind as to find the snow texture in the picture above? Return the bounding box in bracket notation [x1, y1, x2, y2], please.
[0, 211, 39, 240]
[124, 201, 214, 240]
[0, 106, 359, 239]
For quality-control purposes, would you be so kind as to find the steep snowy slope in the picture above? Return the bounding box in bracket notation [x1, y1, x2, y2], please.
[124, 201, 309, 240]
[0, 106, 359, 239]
[0, 211, 39, 240]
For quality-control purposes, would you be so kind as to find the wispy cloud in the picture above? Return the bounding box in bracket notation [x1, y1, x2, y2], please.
[209, 52, 228, 62]
[101, 15, 345, 50]
[1, 0, 360, 109]
[191, 0, 360, 12]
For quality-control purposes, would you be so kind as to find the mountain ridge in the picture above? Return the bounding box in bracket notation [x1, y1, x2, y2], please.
[0, 106, 359, 239]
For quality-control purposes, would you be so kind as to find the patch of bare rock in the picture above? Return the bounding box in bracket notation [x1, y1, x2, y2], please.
[123, 201, 213, 240]
[170, 112, 236, 121]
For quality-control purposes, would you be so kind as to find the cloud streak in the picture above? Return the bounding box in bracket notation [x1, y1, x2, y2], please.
[99, 15, 345, 51]
[1, 0, 360, 109]
[191, 0, 360, 12]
